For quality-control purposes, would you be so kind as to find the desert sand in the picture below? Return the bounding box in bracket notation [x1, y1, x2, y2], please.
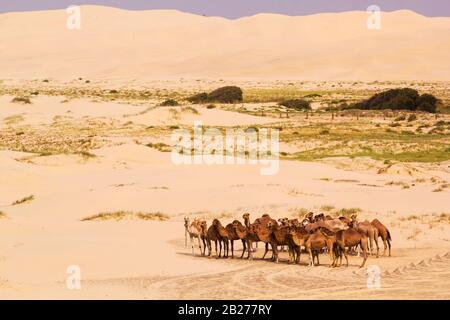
[0, 6, 449, 300]
[0, 6, 450, 81]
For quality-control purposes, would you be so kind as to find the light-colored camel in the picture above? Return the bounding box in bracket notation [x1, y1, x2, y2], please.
[226, 220, 244, 258]
[184, 217, 203, 256]
[351, 219, 379, 257]
[371, 219, 392, 256]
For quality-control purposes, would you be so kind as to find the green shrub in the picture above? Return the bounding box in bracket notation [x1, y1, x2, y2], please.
[279, 99, 311, 110]
[350, 88, 439, 113]
[207, 86, 243, 103]
[187, 92, 208, 104]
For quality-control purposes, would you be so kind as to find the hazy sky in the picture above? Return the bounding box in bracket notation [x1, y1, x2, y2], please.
[1, 0, 450, 18]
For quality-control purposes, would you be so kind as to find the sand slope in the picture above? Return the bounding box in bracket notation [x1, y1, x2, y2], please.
[1, 6, 449, 80]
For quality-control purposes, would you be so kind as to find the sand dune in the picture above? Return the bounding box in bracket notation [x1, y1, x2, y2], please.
[1, 6, 449, 81]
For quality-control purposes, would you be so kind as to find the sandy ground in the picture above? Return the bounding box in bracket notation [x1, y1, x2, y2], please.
[0, 137, 449, 298]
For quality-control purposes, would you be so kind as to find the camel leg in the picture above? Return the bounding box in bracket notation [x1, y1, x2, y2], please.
[315, 251, 320, 266]
[360, 239, 369, 268]
[190, 235, 195, 256]
[185, 230, 188, 248]
[214, 240, 218, 258]
[230, 240, 234, 258]
[247, 240, 253, 260]
[328, 243, 334, 267]
[388, 238, 391, 257]
[197, 237, 202, 255]
[343, 247, 349, 267]
[240, 239, 246, 258]
[382, 236, 388, 256]
[218, 240, 222, 258]
[201, 238, 206, 256]
[262, 243, 269, 260]
[307, 247, 314, 266]
[271, 243, 279, 263]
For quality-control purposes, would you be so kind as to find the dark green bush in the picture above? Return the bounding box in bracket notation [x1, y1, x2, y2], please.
[279, 99, 311, 110]
[207, 86, 243, 103]
[187, 92, 208, 104]
[350, 88, 439, 113]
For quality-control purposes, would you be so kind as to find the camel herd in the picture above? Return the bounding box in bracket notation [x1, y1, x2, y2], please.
[184, 212, 392, 268]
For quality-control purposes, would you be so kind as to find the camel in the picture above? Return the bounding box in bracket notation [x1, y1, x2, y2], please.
[350, 219, 379, 257]
[286, 226, 309, 264]
[305, 228, 336, 267]
[232, 220, 249, 258]
[212, 219, 230, 258]
[266, 220, 290, 263]
[304, 218, 348, 234]
[184, 217, 203, 256]
[184, 217, 189, 247]
[242, 213, 258, 252]
[206, 220, 221, 258]
[199, 220, 208, 256]
[371, 219, 392, 256]
[334, 227, 369, 268]
[226, 220, 244, 258]
[242, 214, 275, 260]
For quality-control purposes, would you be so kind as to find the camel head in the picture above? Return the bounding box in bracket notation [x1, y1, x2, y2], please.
[267, 220, 276, 229]
[242, 213, 250, 220]
[232, 220, 241, 228]
[289, 219, 300, 227]
[350, 214, 358, 221]
[305, 212, 314, 222]
[212, 219, 221, 227]
[278, 217, 289, 226]
[200, 220, 207, 232]
[262, 213, 270, 218]
[314, 213, 325, 222]
[184, 217, 190, 228]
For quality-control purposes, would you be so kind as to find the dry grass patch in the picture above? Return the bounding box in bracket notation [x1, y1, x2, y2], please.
[0, 211, 7, 219]
[81, 211, 169, 222]
[11, 195, 35, 206]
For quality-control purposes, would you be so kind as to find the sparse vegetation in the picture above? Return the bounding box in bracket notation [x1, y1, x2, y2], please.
[81, 211, 169, 221]
[160, 99, 179, 106]
[0, 211, 7, 219]
[11, 96, 32, 104]
[12, 195, 35, 206]
[279, 99, 311, 111]
[207, 86, 243, 103]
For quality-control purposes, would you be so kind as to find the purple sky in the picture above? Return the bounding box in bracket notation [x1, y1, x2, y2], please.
[1, 0, 450, 18]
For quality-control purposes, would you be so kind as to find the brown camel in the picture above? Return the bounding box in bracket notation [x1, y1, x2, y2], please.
[206, 220, 221, 258]
[334, 227, 369, 268]
[242, 214, 274, 260]
[226, 220, 244, 258]
[199, 220, 208, 256]
[371, 219, 392, 256]
[184, 217, 203, 256]
[213, 219, 230, 258]
[232, 220, 249, 258]
[286, 226, 309, 264]
[266, 220, 290, 263]
[305, 228, 336, 267]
